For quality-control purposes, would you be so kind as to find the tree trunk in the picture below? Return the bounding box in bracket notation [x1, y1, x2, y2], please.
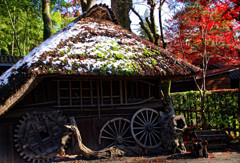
[158, 0, 171, 110]
[80, 0, 95, 13]
[238, 76, 240, 114]
[42, 0, 52, 40]
[11, 7, 15, 56]
[111, 0, 132, 31]
[23, 6, 29, 56]
[4, 0, 22, 56]
[201, 27, 208, 129]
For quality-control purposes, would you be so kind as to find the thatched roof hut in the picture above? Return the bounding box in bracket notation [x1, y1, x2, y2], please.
[0, 4, 199, 116]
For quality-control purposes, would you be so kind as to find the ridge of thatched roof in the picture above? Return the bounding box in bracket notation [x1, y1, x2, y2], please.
[0, 4, 200, 115]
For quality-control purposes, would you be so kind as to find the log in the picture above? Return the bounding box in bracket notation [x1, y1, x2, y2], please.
[192, 140, 208, 158]
[64, 117, 126, 159]
[160, 114, 187, 154]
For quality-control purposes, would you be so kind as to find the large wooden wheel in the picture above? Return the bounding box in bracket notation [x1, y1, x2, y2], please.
[14, 111, 67, 162]
[131, 108, 162, 149]
[99, 118, 135, 148]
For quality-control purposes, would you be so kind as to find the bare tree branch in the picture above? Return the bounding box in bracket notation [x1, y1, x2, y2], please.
[131, 7, 154, 42]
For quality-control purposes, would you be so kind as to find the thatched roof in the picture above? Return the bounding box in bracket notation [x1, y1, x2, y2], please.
[0, 4, 200, 115]
[0, 55, 23, 66]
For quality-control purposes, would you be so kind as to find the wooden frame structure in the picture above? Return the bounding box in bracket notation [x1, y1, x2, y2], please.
[57, 79, 154, 108]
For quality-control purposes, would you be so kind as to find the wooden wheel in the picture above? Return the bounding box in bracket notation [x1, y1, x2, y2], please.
[14, 111, 67, 162]
[99, 118, 135, 148]
[131, 108, 162, 149]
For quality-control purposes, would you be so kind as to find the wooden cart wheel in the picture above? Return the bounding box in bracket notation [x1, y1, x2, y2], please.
[14, 111, 67, 162]
[131, 108, 162, 149]
[99, 118, 135, 148]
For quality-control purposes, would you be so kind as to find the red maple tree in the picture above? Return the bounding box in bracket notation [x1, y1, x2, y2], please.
[166, 0, 240, 128]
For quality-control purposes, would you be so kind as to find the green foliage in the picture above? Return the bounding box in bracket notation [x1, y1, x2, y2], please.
[0, 0, 75, 56]
[171, 89, 239, 130]
[111, 46, 119, 51]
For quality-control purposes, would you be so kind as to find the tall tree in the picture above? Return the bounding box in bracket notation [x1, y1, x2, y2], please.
[132, 0, 172, 111]
[42, 0, 52, 40]
[111, 0, 132, 31]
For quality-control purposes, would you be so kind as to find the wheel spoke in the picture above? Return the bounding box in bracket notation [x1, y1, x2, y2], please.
[113, 121, 119, 135]
[133, 120, 145, 127]
[144, 132, 148, 146]
[101, 136, 116, 140]
[103, 129, 115, 138]
[150, 115, 158, 125]
[151, 130, 161, 140]
[133, 127, 145, 130]
[149, 133, 152, 146]
[146, 110, 149, 122]
[105, 141, 117, 149]
[149, 111, 154, 124]
[139, 131, 147, 142]
[122, 126, 130, 136]
[153, 126, 161, 130]
[152, 129, 161, 134]
[118, 119, 121, 135]
[150, 132, 157, 145]
[122, 136, 134, 140]
[140, 112, 147, 123]
[135, 130, 145, 136]
[107, 124, 116, 136]
[123, 139, 136, 143]
[120, 121, 127, 136]
[152, 122, 159, 127]
[136, 115, 146, 126]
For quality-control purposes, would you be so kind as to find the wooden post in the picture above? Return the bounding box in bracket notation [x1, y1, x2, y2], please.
[90, 81, 93, 105]
[97, 81, 101, 118]
[57, 80, 60, 106]
[69, 81, 72, 106]
[110, 80, 113, 105]
[101, 80, 103, 105]
[80, 81, 82, 109]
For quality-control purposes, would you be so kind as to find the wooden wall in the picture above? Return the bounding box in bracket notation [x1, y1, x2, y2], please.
[172, 73, 232, 92]
[0, 77, 163, 162]
[198, 73, 231, 90]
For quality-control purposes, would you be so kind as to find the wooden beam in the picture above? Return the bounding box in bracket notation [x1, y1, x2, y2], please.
[101, 80, 103, 105]
[125, 80, 127, 104]
[97, 81, 101, 118]
[110, 80, 113, 105]
[80, 81, 82, 109]
[120, 80, 123, 104]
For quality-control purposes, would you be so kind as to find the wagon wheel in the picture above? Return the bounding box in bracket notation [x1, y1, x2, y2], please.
[131, 108, 162, 149]
[14, 111, 67, 162]
[99, 118, 135, 148]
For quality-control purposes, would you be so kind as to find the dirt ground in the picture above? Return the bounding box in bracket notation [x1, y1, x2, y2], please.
[54, 148, 240, 163]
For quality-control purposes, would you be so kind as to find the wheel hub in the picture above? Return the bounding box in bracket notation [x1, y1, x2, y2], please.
[145, 124, 153, 132]
[117, 136, 123, 144]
